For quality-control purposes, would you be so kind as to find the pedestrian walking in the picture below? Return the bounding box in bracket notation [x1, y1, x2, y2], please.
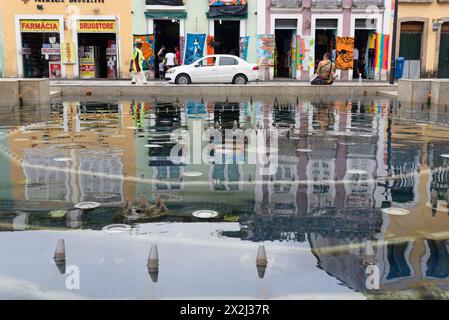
[129, 39, 147, 85]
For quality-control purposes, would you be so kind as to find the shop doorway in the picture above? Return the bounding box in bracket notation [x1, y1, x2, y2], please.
[354, 29, 376, 79]
[214, 20, 240, 56]
[438, 22, 449, 78]
[154, 19, 180, 78]
[21, 32, 61, 78]
[275, 29, 295, 78]
[314, 20, 337, 73]
[78, 33, 117, 79]
[399, 21, 423, 79]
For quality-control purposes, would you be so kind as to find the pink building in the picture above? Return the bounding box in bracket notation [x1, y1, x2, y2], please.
[257, 0, 392, 81]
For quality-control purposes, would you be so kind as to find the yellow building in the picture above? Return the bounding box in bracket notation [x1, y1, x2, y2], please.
[0, 0, 133, 79]
[397, 0, 449, 78]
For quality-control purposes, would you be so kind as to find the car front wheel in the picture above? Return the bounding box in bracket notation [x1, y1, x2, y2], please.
[176, 74, 191, 85]
[233, 74, 248, 85]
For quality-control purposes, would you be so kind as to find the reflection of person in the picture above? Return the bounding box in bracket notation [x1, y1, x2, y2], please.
[311, 53, 336, 85]
[129, 39, 147, 85]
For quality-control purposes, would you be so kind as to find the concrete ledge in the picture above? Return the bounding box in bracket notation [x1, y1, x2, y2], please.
[398, 79, 449, 105]
[50, 81, 397, 101]
[0, 79, 20, 107]
[398, 79, 432, 104]
[0, 78, 50, 106]
[19, 79, 49, 105]
[431, 80, 449, 106]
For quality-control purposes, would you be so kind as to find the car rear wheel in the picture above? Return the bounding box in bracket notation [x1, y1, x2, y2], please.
[176, 74, 191, 85]
[233, 74, 248, 85]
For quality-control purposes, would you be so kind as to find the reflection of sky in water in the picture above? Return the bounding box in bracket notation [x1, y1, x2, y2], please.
[0, 99, 449, 299]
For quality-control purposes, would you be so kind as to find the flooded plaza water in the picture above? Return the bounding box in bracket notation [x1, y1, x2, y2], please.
[0, 96, 449, 299]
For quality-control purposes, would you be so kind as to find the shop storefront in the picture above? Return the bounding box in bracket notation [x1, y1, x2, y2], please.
[74, 18, 119, 79]
[145, 0, 186, 78]
[207, 0, 247, 56]
[0, 0, 132, 79]
[15, 16, 65, 78]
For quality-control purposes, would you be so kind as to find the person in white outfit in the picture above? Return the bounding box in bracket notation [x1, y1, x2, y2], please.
[165, 50, 176, 70]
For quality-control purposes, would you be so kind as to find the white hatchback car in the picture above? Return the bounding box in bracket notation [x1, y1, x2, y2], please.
[165, 54, 259, 85]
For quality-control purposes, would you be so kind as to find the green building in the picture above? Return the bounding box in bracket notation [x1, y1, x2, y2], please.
[132, 0, 257, 74]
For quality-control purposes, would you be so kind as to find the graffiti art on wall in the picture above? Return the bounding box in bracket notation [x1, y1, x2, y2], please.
[184, 33, 207, 65]
[257, 34, 275, 67]
[133, 34, 155, 71]
[239, 36, 249, 61]
[336, 37, 354, 70]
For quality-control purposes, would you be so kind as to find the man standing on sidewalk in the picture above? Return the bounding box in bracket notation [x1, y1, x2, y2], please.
[129, 39, 147, 85]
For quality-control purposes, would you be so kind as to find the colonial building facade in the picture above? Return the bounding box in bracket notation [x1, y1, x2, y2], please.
[396, 0, 449, 78]
[0, 0, 133, 79]
[259, 0, 392, 80]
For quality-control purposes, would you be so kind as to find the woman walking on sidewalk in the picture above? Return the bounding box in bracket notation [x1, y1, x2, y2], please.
[129, 39, 147, 85]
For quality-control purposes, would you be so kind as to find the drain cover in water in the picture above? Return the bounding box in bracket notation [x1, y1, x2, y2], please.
[74, 202, 100, 210]
[192, 210, 219, 219]
[382, 208, 410, 216]
[102, 224, 132, 233]
[144, 144, 162, 148]
[347, 169, 367, 175]
[182, 172, 202, 177]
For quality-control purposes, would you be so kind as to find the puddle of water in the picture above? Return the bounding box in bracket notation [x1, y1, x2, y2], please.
[1, 98, 449, 299]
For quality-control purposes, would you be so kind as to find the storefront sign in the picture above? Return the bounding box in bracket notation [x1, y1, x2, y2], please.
[77, 20, 116, 33]
[41, 47, 61, 55]
[61, 43, 76, 64]
[80, 57, 95, 79]
[20, 19, 60, 33]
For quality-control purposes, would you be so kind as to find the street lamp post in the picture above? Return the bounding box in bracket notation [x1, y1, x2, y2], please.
[389, 0, 399, 84]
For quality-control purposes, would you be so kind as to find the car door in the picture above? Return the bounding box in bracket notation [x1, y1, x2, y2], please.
[189, 57, 217, 83]
[217, 56, 239, 83]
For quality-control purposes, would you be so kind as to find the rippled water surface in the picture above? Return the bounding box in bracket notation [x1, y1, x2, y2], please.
[0, 97, 449, 299]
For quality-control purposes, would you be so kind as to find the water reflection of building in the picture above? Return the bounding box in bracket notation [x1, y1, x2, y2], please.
[8, 102, 136, 207]
[135, 98, 257, 214]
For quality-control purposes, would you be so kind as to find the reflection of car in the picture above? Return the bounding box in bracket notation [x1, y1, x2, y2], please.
[165, 54, 259, 85]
